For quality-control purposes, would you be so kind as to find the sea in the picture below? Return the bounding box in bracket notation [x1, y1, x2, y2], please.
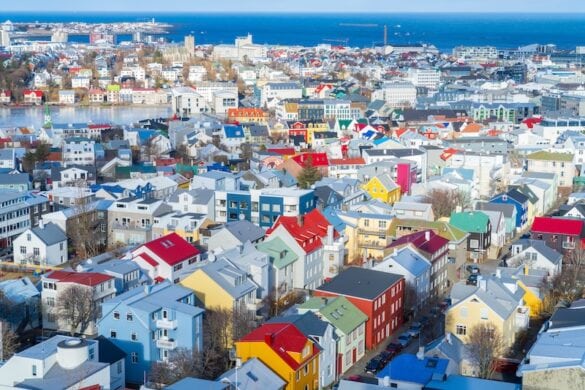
[4, 12, 585, 51]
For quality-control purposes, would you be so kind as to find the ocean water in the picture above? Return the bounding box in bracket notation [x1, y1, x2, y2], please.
[4, 12, 585, 51]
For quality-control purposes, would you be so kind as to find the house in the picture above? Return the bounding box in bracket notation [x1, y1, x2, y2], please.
[449, 211, 492, 262]
[0, 89, 11, 104]
[476, 202, 517, 241]
[0, 277, 41, 332]
[180, 256, 260, 315]
[267, 312, 338, 388]
[266, 208, 344, 288]
[490, 189, 529, 230]
[424, 332, 470, 376]
[328, 157, 366, 179]
[278, 152, 329, 179]
[227, 107, 268, 124]
[299, 296, 367, 375]
[314, 267, 405, 350]
[62, 137, 95, 167]
[362, 173, 401, 204]
[0, 172, 30, 191]
[256, 237, 299, 299]
[526, 151, 576, 188]
[41, 270, 116, 336]
[235, 322, 321, 390]
[98, 281, 204, 385]
[0, 335, 123, 390]
[374, 246, 431, 314]
[391, 201, 434, 221]
[338, 211, 394, 262]
[497, 266, 549, 319]
[152, 211, 210, 244]
[518, 301, 585, 390]
[167, 188, 215, 216]
[130, 233, 201, 283]
[559, 202, 585, 219]
[426, 375, 521, 390]
[375, 354, 449, 389]
[446, 276, 529, 351]
[218, 358, 286, 390]
[13, 221, 67, 266]
[59, 89, 76, 105]
[23, 89, 43, 105]
[530, 216, 585, 256]
[162, 378, 228, 389]
[207, 219, 265, 252]
[76, 256, 146, 295]
[385, 229, 450, 301]
[477, 208, 506, 259]
[507, 238, 563, 276]
[0, 148, 16, 169]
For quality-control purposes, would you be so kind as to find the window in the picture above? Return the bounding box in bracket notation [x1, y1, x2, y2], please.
[20, 246, 26, 254]
[33, 248, 40, 257]
[131, 352, 138, 364]
[127, 312, 133, 321]
[46, 297, 55, 307]
[131, 332, 137, 341]
[345, 350, 352, 365]
[480, 308, 489, 320]
[162, 310, 168, 319]
[113, 311, 120, 320]
[456, 325, 467, 336]
[296, 371, 300, 381]
[32, 365, 37, 376]
[110, 330, 117, 338]
[304, 364, 308, 375]
[89, 347, 95, 360]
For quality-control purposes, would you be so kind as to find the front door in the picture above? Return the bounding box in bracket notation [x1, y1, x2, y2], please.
[352, 348, 357, 363]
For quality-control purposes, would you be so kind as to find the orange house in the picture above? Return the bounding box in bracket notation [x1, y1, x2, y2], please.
[227, 107, 268, 124]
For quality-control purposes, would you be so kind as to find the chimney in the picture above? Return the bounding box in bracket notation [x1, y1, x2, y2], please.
[495, 269, 501, 279]
[264, 333, 273, 345]
[424, 230, 430, 241]
[416, 346, 425, 360]
[446, 333, 452, 345]
[327, 225, 334, 245]
[297, 215, 304, 227]
[478, 276, 487, 291]
[39, 219, 45, 229]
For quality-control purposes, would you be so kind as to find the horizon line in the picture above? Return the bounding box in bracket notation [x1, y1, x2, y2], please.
[4, 10, 585, 14]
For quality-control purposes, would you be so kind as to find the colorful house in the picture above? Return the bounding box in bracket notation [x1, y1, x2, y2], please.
[530, 216, 585, 256]
[362, 173, 401, 204]
[235, 323, 321, 390]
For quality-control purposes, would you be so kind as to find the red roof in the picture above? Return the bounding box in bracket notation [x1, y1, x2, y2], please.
[267, 209, 338, 254]
[139, 253, 159, 267]
[523, 117, 542, 129]
[45, 270, 112, 287]
[139, 233, 200, 266]
[329, 157, 365, 166]
[531, 217, 584, 236]
[240, 323, 319, 370]
[267, 147, 296, 156]
[154, 276, 165, 284]
[23, 89, 43, 98]
[291, 152, 329, 168]
[387, 230, 449, 259]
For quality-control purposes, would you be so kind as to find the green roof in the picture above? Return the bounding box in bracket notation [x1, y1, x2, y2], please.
[299, 296, 367, 335]
[107, 84, 121, 92]
[449, 211, 490, 233]
[389, 218, 468, 242]
[526, 151, 574, 162]
[256, 237, 298, 269]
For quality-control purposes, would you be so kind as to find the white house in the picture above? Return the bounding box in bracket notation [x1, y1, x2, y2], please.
[41, 270, 116, 336]
[62, 137, 95, 167]
[171, 86, 207, 116]
[0, 336, 122, 390]
[507, 239, 563, 276]
[13, 221, 68, 266]
[130, 232, 201, 283]
[58, 90, 76, 105]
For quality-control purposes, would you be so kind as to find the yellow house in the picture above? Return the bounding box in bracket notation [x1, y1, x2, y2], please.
[445, 276, 530, 350]
[236, 322, 320, 390]
[498, 265, 546, 318]
[180, 257, 259, 312]
[338, 212, 393, 262]
[362, 173, 401, 204]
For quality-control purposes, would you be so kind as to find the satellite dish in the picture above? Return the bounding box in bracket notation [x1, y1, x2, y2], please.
[208, 252, 216, 262]
[239, 213, 245, 220]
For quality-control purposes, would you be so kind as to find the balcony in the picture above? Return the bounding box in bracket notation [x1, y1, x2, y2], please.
[156, 318, 177, 330]
[112, 222, 151, 231]
[156, 338, 177, 350]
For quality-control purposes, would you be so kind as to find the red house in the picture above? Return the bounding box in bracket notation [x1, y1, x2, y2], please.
[314, 267, 404, 350]
[531, 217, 585, 257]
[23, 89, 43, 105]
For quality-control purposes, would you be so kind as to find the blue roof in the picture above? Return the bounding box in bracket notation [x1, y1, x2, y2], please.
[376, 354, 449, 385]
[323, 207, 346, 232]
[224, 125, 245, 138]
[166, 378, 228, 390]
[425, 375, 521, 390]
[0, 277, 39, 303]
[391, 247, 431, 277]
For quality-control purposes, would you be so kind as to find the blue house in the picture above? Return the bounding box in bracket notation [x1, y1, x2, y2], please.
[97, 281, 204, 385]
[490, 188, 529, 229]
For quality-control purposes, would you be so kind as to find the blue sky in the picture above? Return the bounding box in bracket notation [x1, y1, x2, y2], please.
[5, 0, 585, 13]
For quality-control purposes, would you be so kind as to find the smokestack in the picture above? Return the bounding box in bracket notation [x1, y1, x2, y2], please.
[424, 230, 430, 241]
[327, 225, 334, 245]
[416, 346, 425, 360]
[478, 276, 487, 291]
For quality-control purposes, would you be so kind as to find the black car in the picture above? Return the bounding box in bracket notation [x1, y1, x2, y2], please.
[379, 350, 394, 364]
[365, 356, 384, 374]
[386, 342, 403, 353]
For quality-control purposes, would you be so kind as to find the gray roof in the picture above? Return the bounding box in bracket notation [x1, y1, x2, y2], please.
[168, 188, 215, 204]
[267, 311, 334, 340]
[316, 267, 403, 300]
[166, 378, 228, 390]
[0, 173, 29, 185]
[200, 257, 257, 299]
[476, 201, 516, 219]
[19, 360, 108, 390]
[0, 277, 40, 303]
[31, 222, 67, 246]
[449, 276, 523, 320]
[512, 239, 562, 265]
[548, 306, 585, 330]
[224, 220, 265, 243]
[218, 358, 286, 390]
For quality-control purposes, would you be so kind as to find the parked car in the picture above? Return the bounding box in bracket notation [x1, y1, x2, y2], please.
[386, 342, 403, 353]
[398, 332, 411, 347]
[365, 356, 384, 374]
[347, 375, 362, 382]
[467, 273, 479, 285]
[379, 350, 394, 364]
[419, 316, 430, 327]
[466, 264, 481, 274]
[408, 322, 422, 338]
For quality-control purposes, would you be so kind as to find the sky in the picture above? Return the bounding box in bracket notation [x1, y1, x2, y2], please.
[4, 0, 585, 13]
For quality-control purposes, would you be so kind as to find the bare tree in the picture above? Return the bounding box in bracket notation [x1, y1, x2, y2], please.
[55, 285, 97, 336]
[465, 323, 504, 379]
[68, 187, 102, 264]
[0, 321, 19, 361]
[423, 188, 471, 218]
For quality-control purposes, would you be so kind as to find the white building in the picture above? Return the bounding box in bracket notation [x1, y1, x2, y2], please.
[212, 90, 238, 115]
[195, 81, 238, 105]
[407, 68, 441, 89]
[62, 137, 95, 167]
[0, 191, 31, 250]
[371, 80, 417, 108]
[0, 336, 123, 390]
[13, 221, 67, 266]
[171, 86, 207, 116]
[58, 90, 76, 105]
[452, 46, 499, 61]
[261, 82, 303, 107]
[41, 270, 116, 336]
[188, 65, 207, 82]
